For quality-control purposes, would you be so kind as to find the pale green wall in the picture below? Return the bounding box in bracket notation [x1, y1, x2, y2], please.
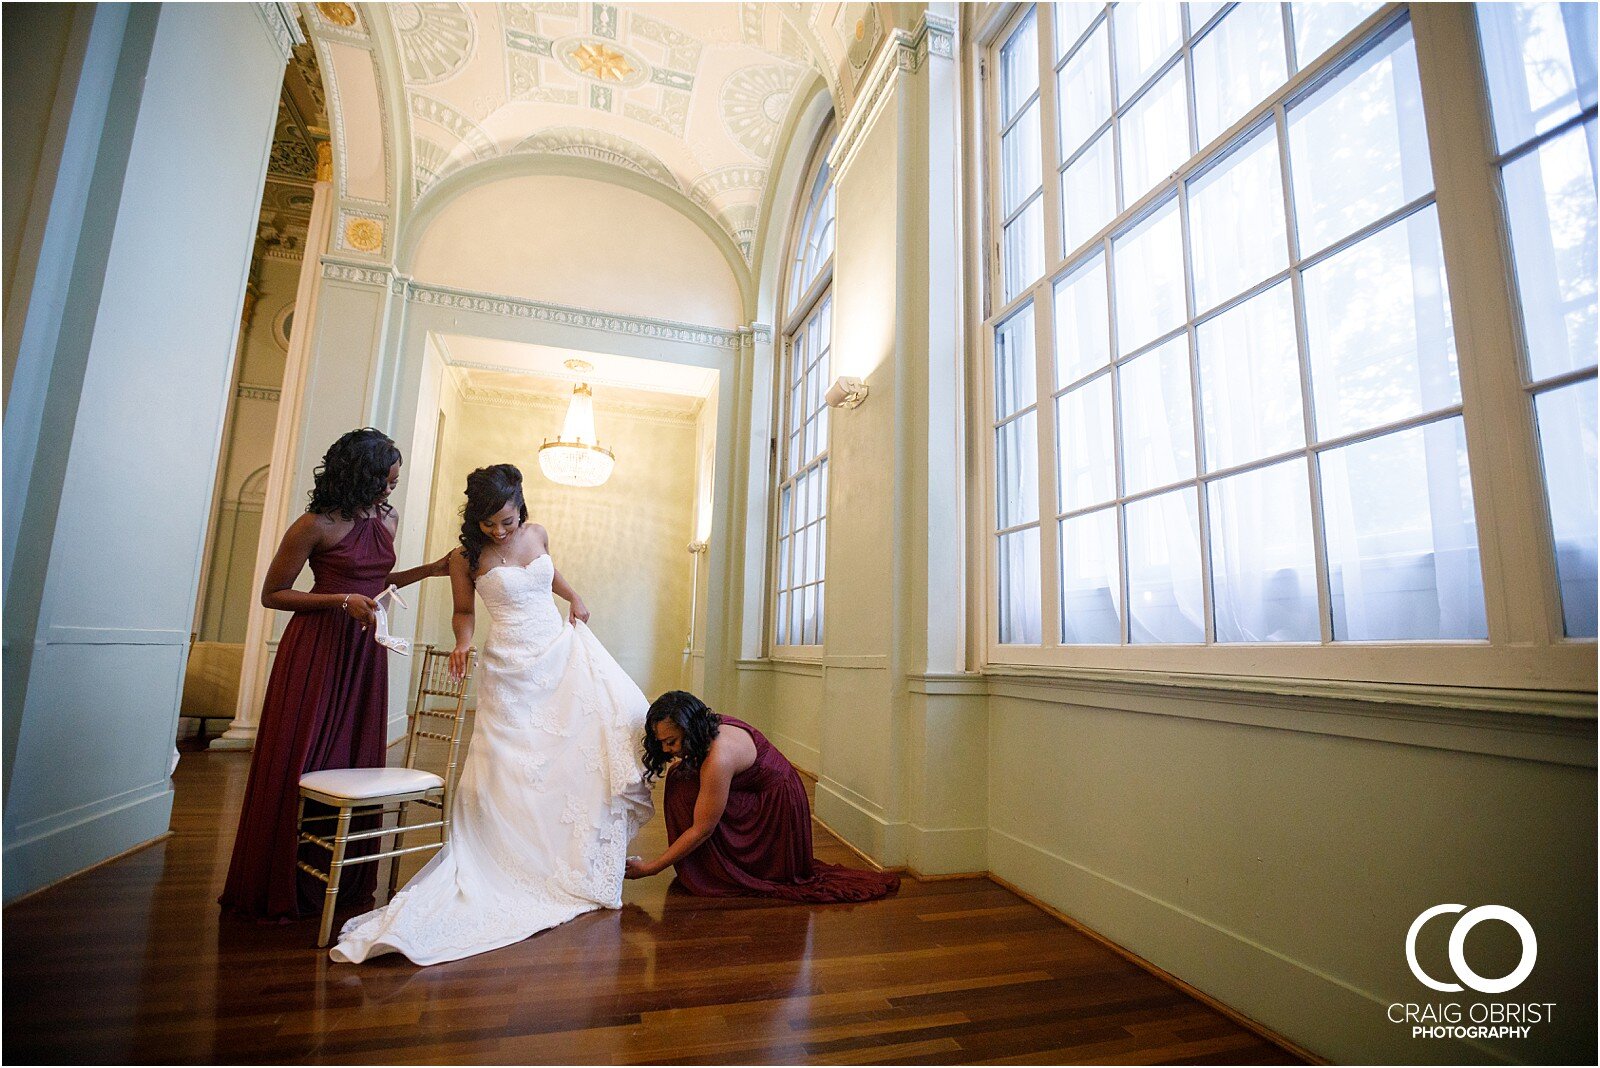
[419, 383, 699, 703]
[198, 255, 297, 643]
[731, 12, 1597, 1064]
[987, 692, 1595, 1063]
[3, 2, 288, 900]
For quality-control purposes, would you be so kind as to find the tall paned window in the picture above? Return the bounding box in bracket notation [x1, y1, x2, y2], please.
[1477, 2, 1599, 638]
[980, 3, 1593, 682]
[773, 139, 836, 651]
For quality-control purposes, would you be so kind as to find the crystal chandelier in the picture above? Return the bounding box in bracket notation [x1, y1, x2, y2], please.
[538, 360, 616, 487]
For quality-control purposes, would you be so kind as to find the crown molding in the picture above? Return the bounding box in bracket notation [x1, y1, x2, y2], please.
[456, 382, 699, 426]
[829, 12, 958, 181]
[253, 3, 304, 63]
[406, 281, 743, 349]
[320, 258, 393, 287]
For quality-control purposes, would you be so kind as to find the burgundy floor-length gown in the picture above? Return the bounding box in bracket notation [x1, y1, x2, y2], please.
[219, 515, 394, 922]
[663, 717, 899, 902]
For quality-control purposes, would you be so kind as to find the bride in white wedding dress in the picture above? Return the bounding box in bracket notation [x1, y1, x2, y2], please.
[331, 464, 653, 965]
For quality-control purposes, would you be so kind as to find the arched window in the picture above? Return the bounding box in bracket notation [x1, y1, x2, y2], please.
[773, 134, 836, 652]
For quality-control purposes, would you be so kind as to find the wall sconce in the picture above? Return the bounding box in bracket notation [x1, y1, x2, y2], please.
[824, 376, 869, 409]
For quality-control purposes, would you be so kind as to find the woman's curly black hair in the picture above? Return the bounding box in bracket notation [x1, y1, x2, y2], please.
[305, 428, 401, 519]
[642, 690, 722, 782]
[458, 464, 528, 574]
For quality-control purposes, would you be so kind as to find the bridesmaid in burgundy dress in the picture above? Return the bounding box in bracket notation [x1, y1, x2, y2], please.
[219, 428, 446, 922]
[625, 691, 899, 902]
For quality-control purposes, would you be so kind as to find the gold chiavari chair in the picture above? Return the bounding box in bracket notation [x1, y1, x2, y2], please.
[296, 644, 475, 948]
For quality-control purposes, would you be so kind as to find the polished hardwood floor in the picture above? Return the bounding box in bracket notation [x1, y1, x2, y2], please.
[4, 736, 1300, 1065]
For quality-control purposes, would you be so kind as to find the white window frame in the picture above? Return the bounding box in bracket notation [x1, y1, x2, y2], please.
[970, 2, 1596, 690]
[770, 129, 836, 659]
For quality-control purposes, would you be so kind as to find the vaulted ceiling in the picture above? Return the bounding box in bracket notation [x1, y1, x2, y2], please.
[305, 2, 887, 263]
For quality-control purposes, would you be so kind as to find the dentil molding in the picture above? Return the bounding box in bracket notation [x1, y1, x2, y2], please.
[829, 11, 958, 180]
[252, 3, 304, 62]
[316, 261, 766, 350]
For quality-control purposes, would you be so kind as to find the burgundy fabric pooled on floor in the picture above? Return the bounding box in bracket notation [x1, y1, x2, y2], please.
[663, 716, 900, 903]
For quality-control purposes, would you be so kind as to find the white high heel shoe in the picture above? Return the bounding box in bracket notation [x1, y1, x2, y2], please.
[371, 585, 410, 655]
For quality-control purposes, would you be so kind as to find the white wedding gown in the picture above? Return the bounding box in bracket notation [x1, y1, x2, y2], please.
[331, 554, 653, 965]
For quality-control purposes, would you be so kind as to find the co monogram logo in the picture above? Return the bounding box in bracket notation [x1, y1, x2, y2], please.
[1406, 905, 1537, 994]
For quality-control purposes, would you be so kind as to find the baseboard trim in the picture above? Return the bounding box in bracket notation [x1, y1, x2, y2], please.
[802, 808, 1319, 1060]
[3, 786, 174, 903]
[906, 868, 987, 881]
[763, 729, 819, 776]
[813, 778, 907, 865]
[986, 872, 1324, 1065]
[811, 812, 910, 875]
[2, 831, 174, 907]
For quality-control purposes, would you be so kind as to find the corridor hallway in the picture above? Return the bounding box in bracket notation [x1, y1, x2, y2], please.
[3, 743, 1297, 1065]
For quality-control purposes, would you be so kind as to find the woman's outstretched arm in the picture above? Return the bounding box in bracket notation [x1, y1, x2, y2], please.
[447, 549, 476, 679]
[540, 526, 591, 623]
[387, 551, 453, 590]
[625, 749, 735, 877]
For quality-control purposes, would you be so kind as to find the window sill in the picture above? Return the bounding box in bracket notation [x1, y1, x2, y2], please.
[957, 663, 1596, 768]
[978, 662, 1595, 719]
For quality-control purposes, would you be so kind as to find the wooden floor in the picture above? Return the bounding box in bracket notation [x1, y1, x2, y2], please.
[4, 739, 1299, 1065]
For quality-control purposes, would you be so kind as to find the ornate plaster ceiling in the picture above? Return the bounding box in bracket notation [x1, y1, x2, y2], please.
[386, 3, 883, 260]
[261, 31, 330, 259]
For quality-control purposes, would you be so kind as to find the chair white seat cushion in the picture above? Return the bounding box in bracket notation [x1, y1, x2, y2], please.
[299, 766, 443, 800]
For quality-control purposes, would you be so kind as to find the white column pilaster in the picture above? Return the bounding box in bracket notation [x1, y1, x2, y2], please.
[212, 153, 334, 750]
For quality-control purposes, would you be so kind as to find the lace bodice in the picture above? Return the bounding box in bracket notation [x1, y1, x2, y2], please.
[477, 554, 564, 654]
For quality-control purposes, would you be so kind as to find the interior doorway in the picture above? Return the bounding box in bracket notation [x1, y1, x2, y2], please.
[178, 33, 328, 747]
[407, 334, 720, 703]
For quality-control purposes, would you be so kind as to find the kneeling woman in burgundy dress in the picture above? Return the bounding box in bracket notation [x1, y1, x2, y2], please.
[624, 691, 899, 902]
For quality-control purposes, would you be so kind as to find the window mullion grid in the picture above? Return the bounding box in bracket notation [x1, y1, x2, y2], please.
[1175, 151, 1216, 645]
[1101, 229, 1129, 644]
[1037, 1, 1065, 290]
[1498, 103, 1599, 401]
[778, 335, 799, 647]
[1525, 366, 1600, 400]
[1033, 2, 1066, 646]
[987, 11, 1028, 651]
[1000, 189, 1044, 233]
[784, 261, 833, 335]
[1412, 0, 1559, 645]
[1182, 5, 1201, 168]
[1281, 2, 1299, 73]
[1057, 5, 1108, 69]
[1491, 104, 1598, 172]
[986, 19, 1009, 320]
[1106, 6, 1126, 227]
[1296, 189, 1439, 272]
[1274, 96, 1335, 645]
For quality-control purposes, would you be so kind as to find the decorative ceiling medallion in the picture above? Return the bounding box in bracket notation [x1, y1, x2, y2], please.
[394, 3, 474, 84]
[843, 3, 883, 72]
[344, 217, 384, 252]
[515, 127, 680, 190]
[316, 3, 357, 28]
[720, 65, 801, 161]
[556, 37, 648, 87]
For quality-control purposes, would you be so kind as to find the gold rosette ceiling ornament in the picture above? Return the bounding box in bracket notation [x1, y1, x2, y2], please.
[538, 360, 616, 488]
